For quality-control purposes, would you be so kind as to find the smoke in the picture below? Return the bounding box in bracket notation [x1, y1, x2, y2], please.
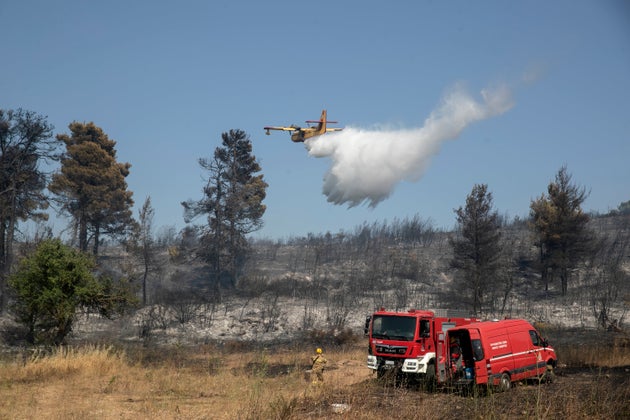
[305, 83, 514, 207]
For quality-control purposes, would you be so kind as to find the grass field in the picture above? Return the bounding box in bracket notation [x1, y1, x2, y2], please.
[1, 330, 629, 419]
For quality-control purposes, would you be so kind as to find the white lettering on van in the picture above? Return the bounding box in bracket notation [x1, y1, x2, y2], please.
[490, 340, 508, 350]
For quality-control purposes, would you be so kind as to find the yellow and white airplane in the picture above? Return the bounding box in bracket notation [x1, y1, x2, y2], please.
[264, 110, 343, 142]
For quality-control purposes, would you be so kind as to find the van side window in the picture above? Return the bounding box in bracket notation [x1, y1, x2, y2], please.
[529, 330, 541, 346]
[472, 339, 484, 361]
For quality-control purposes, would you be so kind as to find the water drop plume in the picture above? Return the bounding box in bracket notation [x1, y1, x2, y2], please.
[305, 83, 514, 207]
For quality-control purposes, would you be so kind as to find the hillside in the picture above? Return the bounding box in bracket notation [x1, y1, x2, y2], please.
[1, 213, 628, 349]
[40, 214, 629, 347]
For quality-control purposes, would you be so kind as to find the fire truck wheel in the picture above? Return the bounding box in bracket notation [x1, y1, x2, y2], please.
[425, 363, 435, 380]
[424, 364, 436, 392]
[497, 373, 511, 392]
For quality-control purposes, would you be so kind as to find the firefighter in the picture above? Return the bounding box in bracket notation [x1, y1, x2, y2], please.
[310, 347, 327, 384]
[450, 336, 463, 372]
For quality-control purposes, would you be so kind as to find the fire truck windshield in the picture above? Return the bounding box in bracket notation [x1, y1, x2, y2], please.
[371, 315, 416, 341]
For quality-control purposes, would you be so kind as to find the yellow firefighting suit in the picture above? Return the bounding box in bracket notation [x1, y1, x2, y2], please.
[311, 349, 327, 384]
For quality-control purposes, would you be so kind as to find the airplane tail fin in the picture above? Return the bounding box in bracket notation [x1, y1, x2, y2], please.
[319, 109, 327, 134]
[303, 109, 339, 139]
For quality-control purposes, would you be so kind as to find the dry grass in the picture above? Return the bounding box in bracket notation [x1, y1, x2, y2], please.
[1, 332, 629, 419]
[0, 343, 369, 419]
[554, 332, 630, 368]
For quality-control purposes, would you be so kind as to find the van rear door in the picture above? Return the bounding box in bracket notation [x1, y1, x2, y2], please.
[436, 331, 447, 382]
[469, 329, 488, 385]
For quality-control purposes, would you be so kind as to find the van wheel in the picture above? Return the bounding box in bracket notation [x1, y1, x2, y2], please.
[497, 373, 511, 392]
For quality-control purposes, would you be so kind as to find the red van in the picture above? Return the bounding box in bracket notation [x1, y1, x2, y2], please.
[446, 319, 557, 391]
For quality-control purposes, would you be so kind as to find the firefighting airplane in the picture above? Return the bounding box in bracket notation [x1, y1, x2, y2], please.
[264, 110, 343, 143]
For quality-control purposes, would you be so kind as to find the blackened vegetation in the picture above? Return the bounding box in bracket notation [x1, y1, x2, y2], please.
[119, 208, 630, 344]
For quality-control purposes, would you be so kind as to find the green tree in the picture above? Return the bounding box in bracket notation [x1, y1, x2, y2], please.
[0, 109, 58, 312]
[450, 184, 502, 315]
[49, 122, 134, 255]
[530, 166, 593, 295]
[9, 239, 135, 345]
[182, 129, 267, 291]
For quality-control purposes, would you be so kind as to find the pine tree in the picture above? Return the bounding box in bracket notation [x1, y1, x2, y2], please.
[450, 184, 502, 315]
[49, 122, 134, 254]
[182, 129, 267, 290]
[530, 166, 593, 295]
[0, 108, 57, 312]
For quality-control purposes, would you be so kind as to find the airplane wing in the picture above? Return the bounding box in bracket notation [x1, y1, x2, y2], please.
[325, 128, 343, 132]
[264, 126, 298, 132]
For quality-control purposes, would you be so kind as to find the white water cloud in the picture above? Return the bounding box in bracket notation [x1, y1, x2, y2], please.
[305, 83, 514, 207]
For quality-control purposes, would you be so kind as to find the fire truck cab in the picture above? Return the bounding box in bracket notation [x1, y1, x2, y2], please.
[365, 308, 480, 385]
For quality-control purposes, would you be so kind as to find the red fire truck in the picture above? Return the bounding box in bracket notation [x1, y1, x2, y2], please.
[365, 308, 480, 385]
[445, 319, 557, 391]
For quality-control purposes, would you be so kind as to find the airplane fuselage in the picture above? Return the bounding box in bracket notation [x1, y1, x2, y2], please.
[290, 125, 323, 142]
[265, 110, 341, 143]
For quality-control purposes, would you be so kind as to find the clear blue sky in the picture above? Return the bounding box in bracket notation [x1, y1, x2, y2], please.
[2, 1, 629, 239]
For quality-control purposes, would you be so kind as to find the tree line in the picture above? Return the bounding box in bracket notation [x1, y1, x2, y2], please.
[1, 108, 266, 344]
[1, 107, 628, 345]
[449, 167, 608, 316]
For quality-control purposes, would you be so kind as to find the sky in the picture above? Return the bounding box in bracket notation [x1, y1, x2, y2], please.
[2, 1, 629, 240]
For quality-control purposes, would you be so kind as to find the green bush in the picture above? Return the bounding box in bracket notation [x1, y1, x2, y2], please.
[9, 239, 135, 345]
